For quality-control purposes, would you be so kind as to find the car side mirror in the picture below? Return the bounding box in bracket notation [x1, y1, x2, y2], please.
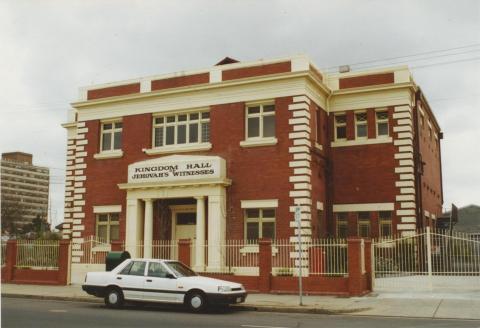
[166, 273, 176, 279]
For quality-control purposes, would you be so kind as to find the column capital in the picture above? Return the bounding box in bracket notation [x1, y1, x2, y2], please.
[143, 198, 154, 203]
[194, 196, 205, 201]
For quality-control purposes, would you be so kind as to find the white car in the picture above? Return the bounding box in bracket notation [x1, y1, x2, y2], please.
[82, 258, 247, 312]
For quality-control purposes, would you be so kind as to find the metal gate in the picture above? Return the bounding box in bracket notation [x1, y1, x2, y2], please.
[372, 227, 480, 292]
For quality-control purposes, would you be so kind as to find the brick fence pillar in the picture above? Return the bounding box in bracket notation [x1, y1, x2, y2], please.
[58, 240, 71, 285]
[363, 239, 373, 291]
[347, 238, 364, 296]
[111, 241, 123, 252]
[178, 239, 191, 267]
[4, 240, 17, 283]
[258, 239, 272, 293]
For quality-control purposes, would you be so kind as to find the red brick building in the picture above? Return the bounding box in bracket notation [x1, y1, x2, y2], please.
[62, 55, 443, 270]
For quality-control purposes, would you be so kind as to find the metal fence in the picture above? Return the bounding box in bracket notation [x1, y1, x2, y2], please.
[16, 240, 59, 269]
[73, 236, 111, 264]
[122, 240, 178, 261]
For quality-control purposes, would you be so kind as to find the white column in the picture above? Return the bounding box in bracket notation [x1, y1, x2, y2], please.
[125, 198, 139, 257]
[143, 199, 154, 258]
[194, 196, 205, 271]
[207, 187, 226, 272]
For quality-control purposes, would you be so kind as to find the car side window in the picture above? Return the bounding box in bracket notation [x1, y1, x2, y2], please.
[147, 262, 169, 278]
[120, 261, 146, 276]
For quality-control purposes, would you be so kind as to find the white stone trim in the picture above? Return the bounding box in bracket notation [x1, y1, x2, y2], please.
[293, 124, 311, 132]
[145, 143, 212, 155]
[289, 146, 310, 153]
[397, 132, 413, 139]
[396, 194, 415, 201]
[292, 95, 311, 104]
[396, 119, 413, 126]
[393, 139, 413, 146]
[289, 131, 310, 139]
[398, 145, 414, 153]
[240, 138, 277, 148]
[93, 150, 123, 159]
[288, 102, 309, 111]
[400, 187, 415, 194]
[401, 217, 416, 223]
[294, 183, 311, 190]
[395, 152, 413, 159]
[293, 168, 311, 175]
[293, 139, 311, 147]
[397, 223, 416, 230]
[331, 137, 392, 148]
[289, 175, 310, 183]
[93, 205, 122, 213]
[289, 190, 310, 198]
[393, 125, 412, 133]
[292, 110, 310, 119]
[289, 160, 310, 168]
[316, 201, 324, 210]
[241, 199, 278, 209]
[400, 202, 416, 209]
[333, 202, 394, 212]
[396, 209, 415, 216]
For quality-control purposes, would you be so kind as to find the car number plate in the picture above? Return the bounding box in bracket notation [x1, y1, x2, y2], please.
[236, 297, 242, 303]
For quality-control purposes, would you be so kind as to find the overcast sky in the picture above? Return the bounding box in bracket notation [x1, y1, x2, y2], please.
[0, 0, 479, 228]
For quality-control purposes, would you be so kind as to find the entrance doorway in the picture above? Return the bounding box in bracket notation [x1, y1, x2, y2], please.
[175, 212, 196, 241]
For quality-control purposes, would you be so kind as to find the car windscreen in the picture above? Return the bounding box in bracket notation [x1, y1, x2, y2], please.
[164, 261, 197, 277]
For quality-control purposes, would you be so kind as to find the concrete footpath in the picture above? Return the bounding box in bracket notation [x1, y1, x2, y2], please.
[2, 283, 480, 320]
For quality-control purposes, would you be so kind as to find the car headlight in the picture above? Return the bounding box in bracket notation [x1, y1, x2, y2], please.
[218, 286, 232, 292]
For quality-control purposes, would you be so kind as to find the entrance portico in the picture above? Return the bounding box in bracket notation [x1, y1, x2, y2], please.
[118, 155, 230, 272]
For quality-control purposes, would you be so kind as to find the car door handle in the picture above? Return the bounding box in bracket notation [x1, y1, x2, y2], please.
[116, 277, 122, 280]
[146, 279, 152, 282]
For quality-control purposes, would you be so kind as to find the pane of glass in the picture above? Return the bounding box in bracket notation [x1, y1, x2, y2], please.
[378, 122, 388, 136]
[248, 106, 260, 114]
[335, 115, 346, 124]
[246, 209, 260, 218]
[262, 209, 275, 218]
[166, 116, 175, 123]
[246, 222, 259, 240]
[337, 212, 348, 220]
[356, 113, 367, 122]
[338, 224, 348, 238]
[357, 125, 367, 138]
[247, 117, 259, 138]
[102, 133, 111, 151]
[110, 225, 119, 240]
[379, 211, 392, 220]
[166, 126, 175, 145]
[201, 122, 210, 142]
[381, 223, 392, 237]
[114, 122, 123, 129]
[376, 111, 388, 120]
[154, 127, 164, 147]
[336, 126, 346, 139]
[110, 213, 120, 222]
[358, 212, 370, 220]
[189, 124, 198, 143]
[113, 131, 122, 149]
[263, 105, 275, 113]
[155, 117, 164, 124]
[359, 224, 370, 237]
[103, 123, 112, 130]
[177, 124, 187, 144]
[263, 115, 275, 137]
[129, 261, 146, 276]
[189, 113, 199, 120]
[98, 214, 108, 222]
[177, 212, 196, 225]
[148, 262, 168, 278]
[262, 222, 275, 239]
[201, 112, 210, 119]
[120, 262, 133, 275]
[97, 225, 108, 240]
[178, 114, 187, 122]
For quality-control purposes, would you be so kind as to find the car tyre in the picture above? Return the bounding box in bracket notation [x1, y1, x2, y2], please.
[104, 287, 124, 309]
[185, 291, 207, 313]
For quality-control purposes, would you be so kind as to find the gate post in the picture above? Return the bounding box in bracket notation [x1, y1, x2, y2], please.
[4, 240, 17, 282]
[258, 238, 272, 293]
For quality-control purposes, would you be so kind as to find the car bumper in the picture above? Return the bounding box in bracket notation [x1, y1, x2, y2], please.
[82, 284, 106, 297]
[206, 292, 247, 305]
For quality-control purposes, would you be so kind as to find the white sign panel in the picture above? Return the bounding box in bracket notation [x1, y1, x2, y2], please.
[128, 155, 224, 184]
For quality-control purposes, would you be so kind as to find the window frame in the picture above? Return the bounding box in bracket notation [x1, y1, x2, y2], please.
[100, 119, 123, 152]
[245, 103, 276, 140]
[375, 109, 389, 138]
[354, 111, 368, 140]
[244, 208, 276, 242]
[357, 212, 371, 238]
[334, 113, 347, 141]
[336, 213, 348, 238]
[152, 110, 210, 149]
[95, 212, 120, 242]
[379, 211, 393, 238]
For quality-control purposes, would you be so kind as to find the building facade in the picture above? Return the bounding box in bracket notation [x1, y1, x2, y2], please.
[1, 152, 50, 231]
[62, 55, 443, 270]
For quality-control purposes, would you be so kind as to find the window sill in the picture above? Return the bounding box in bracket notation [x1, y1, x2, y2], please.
[331, 137, 392, 148]
[314, 142, 323, 151]
[143, 143, 212, 155]
[93, 150, 124, 160]
[240, 137, 278, 148]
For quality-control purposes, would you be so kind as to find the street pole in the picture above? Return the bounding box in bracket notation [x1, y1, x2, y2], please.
[295, 205, 303, 306]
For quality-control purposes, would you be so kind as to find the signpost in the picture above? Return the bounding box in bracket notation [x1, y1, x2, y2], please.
[294, 205, 303, 306]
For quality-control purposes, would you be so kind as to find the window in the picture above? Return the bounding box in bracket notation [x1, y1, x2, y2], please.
[148, 262, 169, 278]
[245, 208, 275, 241]
[96, 213, 120, 242]
[376, 110, 389, 137]
[315, 108, 321, 143]
[120, 261, 146, 276]
[336, 213, 348, 238]
[335, 114, 347, 140]
[357, 212, 371, 237]
[153, 111, 210, 148]
[100, 121, 122, 152]
[379, 211, 392, 237]
[246, 104, 275, 139]
[355, 112, 367, 139]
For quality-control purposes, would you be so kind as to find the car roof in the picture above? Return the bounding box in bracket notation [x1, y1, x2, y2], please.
[129, 258, 176, 262]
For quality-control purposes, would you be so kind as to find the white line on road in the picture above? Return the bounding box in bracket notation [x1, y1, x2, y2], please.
[241, 325, 291, 328]
[48, 309, 67, 313]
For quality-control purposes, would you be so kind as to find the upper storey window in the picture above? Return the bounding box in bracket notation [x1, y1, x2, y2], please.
[246, 104, 275, 139]
[101, 121, 122, 152]
[376, 110, 389, 137]
[153, 111, 210, 148]
[355, 112, 368, 139]
[334, 114, 347, 140]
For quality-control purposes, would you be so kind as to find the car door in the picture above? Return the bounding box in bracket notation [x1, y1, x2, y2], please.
[116, 260, 147, 301]
[143, 261, 181, 303]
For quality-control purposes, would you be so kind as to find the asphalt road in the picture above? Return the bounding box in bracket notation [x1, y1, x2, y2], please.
[2, 297, 480, 328]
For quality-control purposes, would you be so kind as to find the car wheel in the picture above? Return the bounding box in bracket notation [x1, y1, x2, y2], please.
[104, 287, 124, 309]
[186, 291, 207, 312]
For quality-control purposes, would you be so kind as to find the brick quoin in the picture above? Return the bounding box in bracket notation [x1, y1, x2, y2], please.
[87, 83, 140, 100]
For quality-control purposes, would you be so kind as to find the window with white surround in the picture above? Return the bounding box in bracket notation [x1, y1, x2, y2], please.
[376, 110, 389, 137]
[334, 114, 347, 140]
[246, 104, 275, 139]
[355, 112, 368, 139]
[100, 121, 122, 152]
[96, 212, 120, 242]
[152, 111, 210, 148]
[379, 211, 392, 237]
[357, 212, 370, 237]
[245, 208, 275, 241]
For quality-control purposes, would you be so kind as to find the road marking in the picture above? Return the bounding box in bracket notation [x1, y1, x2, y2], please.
[48, 309, 67, 313]
[241, 325, 290, 328]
